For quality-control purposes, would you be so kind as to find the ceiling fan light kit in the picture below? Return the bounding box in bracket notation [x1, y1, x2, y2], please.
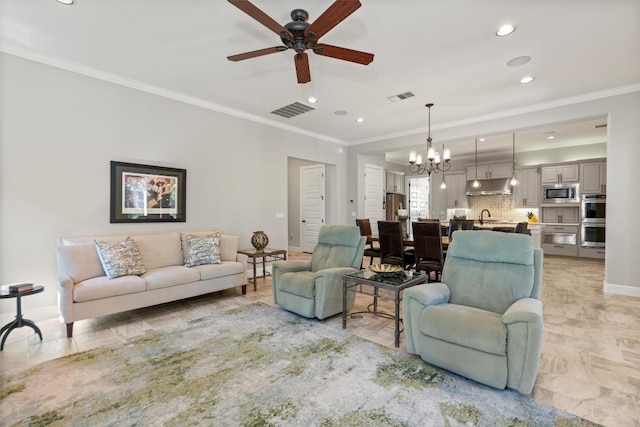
[227, 0, 374, 84]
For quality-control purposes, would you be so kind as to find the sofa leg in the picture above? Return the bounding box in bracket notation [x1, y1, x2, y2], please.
[66, 322, 74, 338]
[241, 284, 247, 295]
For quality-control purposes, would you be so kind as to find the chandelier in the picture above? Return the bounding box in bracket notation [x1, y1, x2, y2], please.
[409, 103, 451, 175]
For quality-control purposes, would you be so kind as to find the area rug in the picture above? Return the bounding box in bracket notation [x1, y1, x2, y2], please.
[1, 302, 597, 426]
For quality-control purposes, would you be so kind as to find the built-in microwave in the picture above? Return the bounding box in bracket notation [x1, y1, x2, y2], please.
[542, 183, 579, 203]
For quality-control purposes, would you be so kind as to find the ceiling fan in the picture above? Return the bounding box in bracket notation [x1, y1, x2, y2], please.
[227, 0, 374, 84]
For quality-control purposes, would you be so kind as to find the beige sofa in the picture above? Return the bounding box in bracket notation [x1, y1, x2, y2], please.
[57, 229, 248, 337]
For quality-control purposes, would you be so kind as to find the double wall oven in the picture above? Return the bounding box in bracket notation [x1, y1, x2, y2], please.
[581, 194, 606, 247]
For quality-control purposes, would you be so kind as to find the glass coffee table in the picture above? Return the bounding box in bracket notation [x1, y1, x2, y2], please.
[342, 269, 427, 347]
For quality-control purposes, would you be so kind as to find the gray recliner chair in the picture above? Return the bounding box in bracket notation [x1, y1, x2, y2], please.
[403, 230, 543, 394]
[272, 225, 366, 320]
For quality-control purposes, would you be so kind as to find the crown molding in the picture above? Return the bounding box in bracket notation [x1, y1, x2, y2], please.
[0, 46, 347, 146]
[350, 83, 640, 146]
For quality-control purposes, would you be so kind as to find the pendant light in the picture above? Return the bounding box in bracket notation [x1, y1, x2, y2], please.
[510, 132, 519, 186]
[472, 138, 481, 188]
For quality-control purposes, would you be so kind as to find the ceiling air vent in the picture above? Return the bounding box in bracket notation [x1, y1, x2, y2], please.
[387, 91, 415, 102]
[594, 124, 607, 129]
[271, 102, 316, 119]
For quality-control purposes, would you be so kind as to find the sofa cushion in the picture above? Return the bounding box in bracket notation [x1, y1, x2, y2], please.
[58, 242, 105, 283]
[220, 235, 239, 262]
[73, 275, 146, 302]
[420, 303, 507, 356]
[142, 266, 201, 290]
[194, 261, 245, 280]
[277, 271, 316, 298]
[95, 237, 146, 279]
[133, 232, 183, 270]
[184, 233, 221, 267]
[180, 229, 221, 263]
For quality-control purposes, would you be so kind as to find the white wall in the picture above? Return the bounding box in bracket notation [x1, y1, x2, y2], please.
[0, 54, 350, 310]
[350, 91, 640, 296]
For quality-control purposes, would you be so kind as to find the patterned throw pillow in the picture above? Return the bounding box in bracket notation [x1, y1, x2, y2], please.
[184, 233, 221, 267]
[95, 237, 146, 279]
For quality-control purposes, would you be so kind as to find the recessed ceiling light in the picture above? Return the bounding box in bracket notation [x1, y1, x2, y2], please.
[496, 24, 515, 37]
[334, 110, 348, 116]
[519, 76, 535, 84]
[479, 138, 486, 142]
[307, 97, 317, 104]
[356, 118, 365, 123]
[546, 135, 556, 140]
[506, 56, 531, 67]
[56, 0, 75, 4]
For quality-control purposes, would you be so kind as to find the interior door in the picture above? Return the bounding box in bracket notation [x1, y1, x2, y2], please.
[300, 164, 326, 253]
[364, 164, 384, 235]
[408, 176, 430, 225]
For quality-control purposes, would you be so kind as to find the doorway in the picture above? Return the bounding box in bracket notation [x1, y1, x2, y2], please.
[364, 164, 384, 235]
[407, 176, 430, 225]
[300, 164, 326, 253]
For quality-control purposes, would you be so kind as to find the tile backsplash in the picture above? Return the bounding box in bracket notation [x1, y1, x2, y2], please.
[449, 195, 538, 223]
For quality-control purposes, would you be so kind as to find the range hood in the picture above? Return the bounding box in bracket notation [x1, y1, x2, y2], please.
[465, 178, 512, 196]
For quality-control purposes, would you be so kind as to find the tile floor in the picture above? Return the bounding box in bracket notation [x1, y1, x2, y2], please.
[0, 253, 638, 427]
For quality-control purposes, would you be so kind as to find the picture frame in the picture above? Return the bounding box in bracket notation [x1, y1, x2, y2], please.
[110, 161, 186, 223]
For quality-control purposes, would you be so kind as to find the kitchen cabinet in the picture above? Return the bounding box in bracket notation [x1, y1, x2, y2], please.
[541, 164, 579, 183]
[386, 171, 405, 194]
[512, 168, 539, 207]
[445, 173, 467, 208]
[467, 162, 512, 180]
[542, 224, 578, 256]
[580, 161, 606, 194]
[579, 246, 605, 259]
[542, 207, 579, 224]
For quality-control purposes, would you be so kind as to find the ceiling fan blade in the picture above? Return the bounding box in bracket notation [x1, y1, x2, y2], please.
[304, 0, 361, 40]
[227, 46, 287, 62]
[313, 43, 374, 65]
[228, 0, 293, 40]
[295, 53, 311, 84]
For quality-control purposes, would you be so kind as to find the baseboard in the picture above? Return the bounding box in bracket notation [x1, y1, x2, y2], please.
[288, 246, 301, 252]
[604, 281, 640, 298]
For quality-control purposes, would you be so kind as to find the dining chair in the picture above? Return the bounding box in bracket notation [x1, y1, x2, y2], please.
[355, 218, 381, 265]
[515, 222, 530, 235]
[377, 221, 415, 269]
[412, 221, 445, 282]
[448, 219, 475, 240]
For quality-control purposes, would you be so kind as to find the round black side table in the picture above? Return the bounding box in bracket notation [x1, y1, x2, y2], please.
[0, 285, 44, 351]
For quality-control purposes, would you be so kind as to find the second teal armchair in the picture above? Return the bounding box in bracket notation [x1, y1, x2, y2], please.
[403, 230, 543, 394]
[272, 225, 366, 320]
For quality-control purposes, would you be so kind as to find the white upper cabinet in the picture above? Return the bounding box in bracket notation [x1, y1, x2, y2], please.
[445, 173, 468, 208]
[513, 168, 539, 207]
[541, 164, 579, 183]
[386, 171, 405, 194]
[467, 162, 512, 180]
[580, 161, 606, 194]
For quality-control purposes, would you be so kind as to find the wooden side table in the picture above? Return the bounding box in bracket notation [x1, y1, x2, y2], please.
[237, 248, 287, 291]
[0, 285, 44, 350]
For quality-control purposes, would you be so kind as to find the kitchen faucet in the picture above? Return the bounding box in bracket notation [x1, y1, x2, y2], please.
[480, 209, 491, 225]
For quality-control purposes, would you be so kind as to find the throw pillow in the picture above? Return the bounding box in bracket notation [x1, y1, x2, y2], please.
[95, 237, 146, 280]
[184, 233, 221, 267]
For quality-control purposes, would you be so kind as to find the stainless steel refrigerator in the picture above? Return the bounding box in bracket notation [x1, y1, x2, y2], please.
[385, 193, 406, 221]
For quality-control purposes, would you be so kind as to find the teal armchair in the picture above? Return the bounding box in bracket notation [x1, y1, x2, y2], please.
[403, 230, 543, 394]
[272, 225, 366, 320]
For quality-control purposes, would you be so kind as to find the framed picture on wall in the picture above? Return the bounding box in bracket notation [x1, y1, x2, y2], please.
[110, 161, 187, 223]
